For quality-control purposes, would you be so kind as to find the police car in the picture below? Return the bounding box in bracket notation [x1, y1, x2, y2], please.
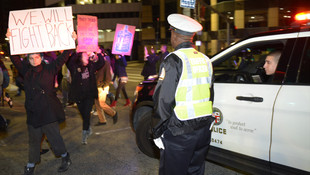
[130, 12, 310, 174]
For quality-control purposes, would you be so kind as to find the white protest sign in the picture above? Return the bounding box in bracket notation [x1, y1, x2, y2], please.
[8, 6, 75, 55]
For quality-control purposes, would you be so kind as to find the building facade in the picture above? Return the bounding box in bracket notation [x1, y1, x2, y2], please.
[1, 0, 310, 59]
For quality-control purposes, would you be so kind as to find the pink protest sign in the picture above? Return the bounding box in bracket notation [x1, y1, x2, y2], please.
[112, 24, 136, 56]
[8, 6, 75, 55]
[77, 15, 98, 52]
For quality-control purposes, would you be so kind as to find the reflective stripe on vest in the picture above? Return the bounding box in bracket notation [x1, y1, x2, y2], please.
[173, 48, 213, 121]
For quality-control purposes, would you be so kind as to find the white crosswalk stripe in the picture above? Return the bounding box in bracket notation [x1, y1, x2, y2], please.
[126, 61, 144, 83]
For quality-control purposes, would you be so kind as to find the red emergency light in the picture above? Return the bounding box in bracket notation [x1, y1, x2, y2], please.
[295, 11, 310, 21]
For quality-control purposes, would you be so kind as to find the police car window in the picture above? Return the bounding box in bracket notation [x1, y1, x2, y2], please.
[297, 38, 310, 84]
[214, 41, 285, 83]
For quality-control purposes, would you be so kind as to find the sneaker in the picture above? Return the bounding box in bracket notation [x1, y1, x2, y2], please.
[66, 102, 75, 107]
[87, 127, 93, 136]
[82, 130, 88, 145]
[7, 98, 13, 108]
[40, 149, 49, 155]
[95, 122, 106, 126]
[81, 128, 92, 145]
[92, 111, 98, 116]
[58, 153, 72, 172]
[113, 112, 118, 124]
[23, 166, 35, 175]
[124, 99, 131, 107]
[110, 101, 117, 108]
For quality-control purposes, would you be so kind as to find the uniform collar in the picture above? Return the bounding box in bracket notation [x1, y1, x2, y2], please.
[175, 42, 194, 51]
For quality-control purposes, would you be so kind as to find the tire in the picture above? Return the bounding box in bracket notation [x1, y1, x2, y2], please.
[135, 111, 160, 159]
[132, 106, 153, 131]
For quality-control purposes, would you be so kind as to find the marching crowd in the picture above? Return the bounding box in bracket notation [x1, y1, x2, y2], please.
[1, 28, 138, 175]
[1, 12, 215, 175]
[0, 28, 168, 175]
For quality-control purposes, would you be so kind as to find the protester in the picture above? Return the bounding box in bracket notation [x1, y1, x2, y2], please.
[0, 59, 13, 108]
[151, 14, 215, 175]
[66, 50, 104, 144]
[0, 67, 3, 97]
[141, 46, 159, 80]
[11, 60, 25, 96]
[43, 51, 62, 89]
[110, 54, 130, 107]
[94, 48, 118, 126]
[105, 49, 116, 104]
[156, 45, 169, 73]
[6, 29, 76, 175]
[58, 50, 72, 108]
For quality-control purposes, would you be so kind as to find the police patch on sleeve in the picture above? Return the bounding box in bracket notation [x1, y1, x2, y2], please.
[159, 67, 165, 80]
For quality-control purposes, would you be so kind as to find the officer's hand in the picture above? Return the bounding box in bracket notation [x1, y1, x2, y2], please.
[153, 134, 165, 150]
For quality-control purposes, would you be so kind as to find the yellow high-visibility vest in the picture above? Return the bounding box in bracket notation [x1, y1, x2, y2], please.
[173, 48, 213, 121]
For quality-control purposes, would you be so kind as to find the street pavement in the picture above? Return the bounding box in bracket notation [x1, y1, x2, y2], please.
[0, 60, 243, 175]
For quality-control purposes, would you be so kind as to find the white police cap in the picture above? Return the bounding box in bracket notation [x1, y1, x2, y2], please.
[167, 14, 203, 36]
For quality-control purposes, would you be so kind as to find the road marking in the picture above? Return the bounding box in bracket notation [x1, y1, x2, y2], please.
[95, 127, 131, 135]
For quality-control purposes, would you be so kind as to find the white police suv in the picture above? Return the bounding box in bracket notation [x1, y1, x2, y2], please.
[131, 12, 310, 174]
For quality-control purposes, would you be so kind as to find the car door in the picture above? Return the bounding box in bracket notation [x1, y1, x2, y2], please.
[270, 35, 310, 173]
[210, 34, 297, 162]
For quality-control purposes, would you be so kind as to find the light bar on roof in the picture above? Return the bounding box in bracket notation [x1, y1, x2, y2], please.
[295, 11, 310, 21]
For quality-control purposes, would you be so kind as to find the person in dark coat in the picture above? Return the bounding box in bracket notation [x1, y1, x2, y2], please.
[6, 29, 76, 175]
[110, 54, 130, 107]
[43, 51, 63, 89]
[156, 45, 169, 73]
[141, 46, 159, 80]
[11, 60, 25, 97]
[0, 59, 13, 108]
[66, 50, 104, 144]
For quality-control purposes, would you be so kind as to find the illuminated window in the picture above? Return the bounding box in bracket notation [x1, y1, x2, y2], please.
[76, 0, 93, 5]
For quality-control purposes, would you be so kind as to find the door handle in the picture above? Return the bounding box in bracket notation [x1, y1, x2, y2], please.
[236, 96, 263, 102]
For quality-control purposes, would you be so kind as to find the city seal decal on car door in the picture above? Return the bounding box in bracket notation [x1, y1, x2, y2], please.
[213, 107, 223, 125]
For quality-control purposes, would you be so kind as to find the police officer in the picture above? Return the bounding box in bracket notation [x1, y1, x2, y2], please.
[152, 14, 215, 175]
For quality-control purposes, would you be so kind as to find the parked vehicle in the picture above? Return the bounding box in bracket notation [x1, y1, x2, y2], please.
[130, 12, 310, 174]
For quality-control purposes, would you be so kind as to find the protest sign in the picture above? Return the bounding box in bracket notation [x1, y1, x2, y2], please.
[112, 24, 135, 56]
[8, 6, 75, 55]
[77, 15, 98, 52]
